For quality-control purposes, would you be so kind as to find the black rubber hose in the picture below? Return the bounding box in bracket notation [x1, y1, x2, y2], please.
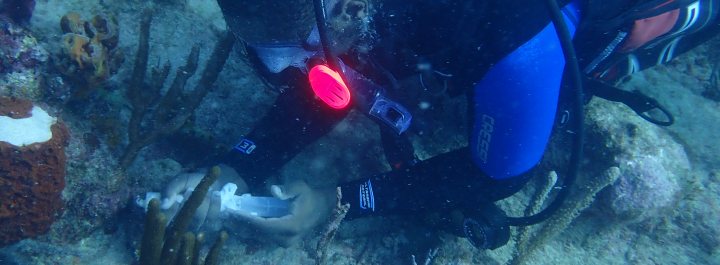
[313, 0, 342, 70]
[505, 0, 585, 226]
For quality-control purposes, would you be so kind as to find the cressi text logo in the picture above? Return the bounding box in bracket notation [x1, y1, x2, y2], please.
[475, 114, 494, 164]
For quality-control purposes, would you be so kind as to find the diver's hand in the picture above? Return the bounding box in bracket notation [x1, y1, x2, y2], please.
[136, 164, 248, 231]
[225, 180, 337, 246]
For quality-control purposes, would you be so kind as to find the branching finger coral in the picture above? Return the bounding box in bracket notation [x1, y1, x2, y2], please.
[139, 166, 228, 265]
[509, 167, 620, 265]
[118, 9, 235, 169]
[315, 187, 350, 265]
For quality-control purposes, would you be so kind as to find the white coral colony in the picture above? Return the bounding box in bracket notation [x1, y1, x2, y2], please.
[0, 106, 57, 146]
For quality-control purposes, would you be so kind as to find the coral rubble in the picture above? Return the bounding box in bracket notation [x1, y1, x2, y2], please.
[0, 96, 69, 247]
[0, 17, 48, 100]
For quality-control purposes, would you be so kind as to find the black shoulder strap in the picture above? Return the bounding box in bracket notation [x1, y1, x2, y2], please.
[585, 77, 674, 126]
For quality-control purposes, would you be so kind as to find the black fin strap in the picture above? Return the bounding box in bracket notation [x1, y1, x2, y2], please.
[586, 77, 674, 126]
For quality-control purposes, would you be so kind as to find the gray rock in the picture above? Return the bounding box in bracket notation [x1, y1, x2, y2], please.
[586, 99, 689, 221]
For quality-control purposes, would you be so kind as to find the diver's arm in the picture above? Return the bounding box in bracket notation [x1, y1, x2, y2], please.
[222, 67, 350, 190]
[339, 148, 531, 219]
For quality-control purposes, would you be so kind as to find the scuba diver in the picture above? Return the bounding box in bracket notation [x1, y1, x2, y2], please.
[149, 0, 720, 249]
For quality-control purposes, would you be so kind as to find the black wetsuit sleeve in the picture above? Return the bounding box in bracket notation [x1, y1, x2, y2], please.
[339, 148, 532, 219]
[221, 67, 350, 189]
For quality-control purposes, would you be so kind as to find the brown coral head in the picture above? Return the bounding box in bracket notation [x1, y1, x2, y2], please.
[88, 14, 119, 49]
[57, 12, 121, 90]
[60, 12, 84, 34]
[325, 0, 371, 55]
[62, 33, 91, 68]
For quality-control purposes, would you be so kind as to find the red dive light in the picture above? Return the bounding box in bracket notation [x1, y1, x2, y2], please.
[308, 64, 351, 109]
